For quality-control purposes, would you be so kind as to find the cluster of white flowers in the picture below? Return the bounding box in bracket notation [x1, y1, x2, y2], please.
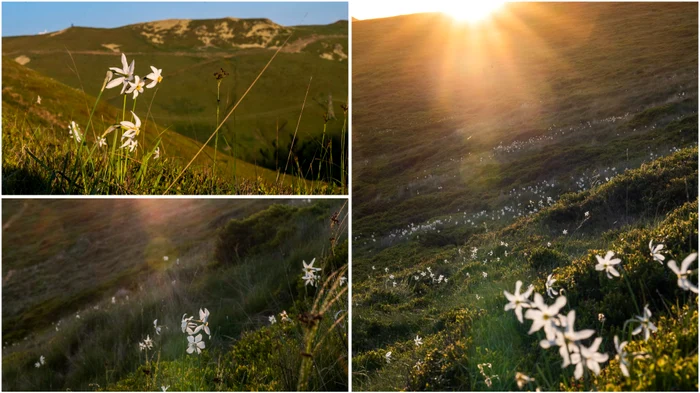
[411, 266, 448, 285]
[181, 308, 210, 355]
[106, 54, 162, 97]
[101, 53, 163, 153]
[505, 284, 609, 379]
[504, 239, 698, 380]
[301, 259, 322, 287]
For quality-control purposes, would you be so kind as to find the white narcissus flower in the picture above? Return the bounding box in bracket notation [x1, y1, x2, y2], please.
[614, 335, 630, 377]
[181, 313, 197, 334]
[340, 276, 347, 285]
[199, 308, 211, 336]
[515, 372, 535, 389]
[541, 310, 595, 367]
[595, 251, 622, 279]
[524, 293, 567, 340]
[504, 280, 534, 323]
[269, 315, 277, 324]
[145, 66, 163, 88]
[161, 386, 169, 392]
[280, 310, 291, 322]
[667, 253, 698, 293]
[303, 258, 321, 273]
[153, 147, 161, 160]
[632, 305, 657, 341]
[545, 273, 559, 299]
[414, 335, 423, 347]
[154, 319, 161, 335]
[126, 75, 145, 99]
[143, 335, 153, 350]
[40, 355, 45, 365]
[106, 53, 135, 94]
[120, 112, 141, 140]
[120, 138, 138, 152]
[385, 351, 392, 363]
[98, 137, 107, 148]
[571, 337, 609, 379]
[302, 271, 319, 287]
[186, 334, 205, 355]
[69, 121, 82, 143]
[648, 240, 665, 263]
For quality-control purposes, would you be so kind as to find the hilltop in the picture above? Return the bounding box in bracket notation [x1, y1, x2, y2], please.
[3, 17, 348, 185]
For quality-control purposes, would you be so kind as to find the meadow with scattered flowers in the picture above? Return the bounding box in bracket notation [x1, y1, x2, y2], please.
[352, 2, 697, 391]
[2, 199, 348, 391]
[2, 17, 348, 195]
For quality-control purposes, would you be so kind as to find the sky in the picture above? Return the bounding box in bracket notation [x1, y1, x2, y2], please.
[1, 1, 348, 37]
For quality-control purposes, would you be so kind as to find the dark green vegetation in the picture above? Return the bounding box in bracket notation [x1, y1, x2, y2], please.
[352, 3, 698, 391]
[3, 17, 348, 193]
[2, 200, 348, 391]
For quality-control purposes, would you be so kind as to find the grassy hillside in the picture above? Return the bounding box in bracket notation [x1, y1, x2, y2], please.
[351, 2, 698, 391]
[352, 148, 698, 391]
[2, 57, 333, 194]
[352, 2, 697, 231]
[3, 17, 348, 182]
[2, 200, 348, 391]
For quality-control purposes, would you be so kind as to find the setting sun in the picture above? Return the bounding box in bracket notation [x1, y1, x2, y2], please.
[440, 1, 506, 23]
[352, 0, 508, 22]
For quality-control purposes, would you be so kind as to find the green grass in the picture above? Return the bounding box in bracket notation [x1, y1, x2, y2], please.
[3, 17, 348, 183]
[352, 148, 698, 391]
[2, 200, 348, 391]
[2, 54, 343, 194]
[351, 3, 698, 391]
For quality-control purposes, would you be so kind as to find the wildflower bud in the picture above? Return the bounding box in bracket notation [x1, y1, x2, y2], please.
[102, 70, 114, 91]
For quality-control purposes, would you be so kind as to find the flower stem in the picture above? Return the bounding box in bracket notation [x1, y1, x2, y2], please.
[213, 80, 222, 188]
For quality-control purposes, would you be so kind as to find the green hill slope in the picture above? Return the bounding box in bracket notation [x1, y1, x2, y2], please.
[3, 17, 348, 179]
[2, 57, 330, 194]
